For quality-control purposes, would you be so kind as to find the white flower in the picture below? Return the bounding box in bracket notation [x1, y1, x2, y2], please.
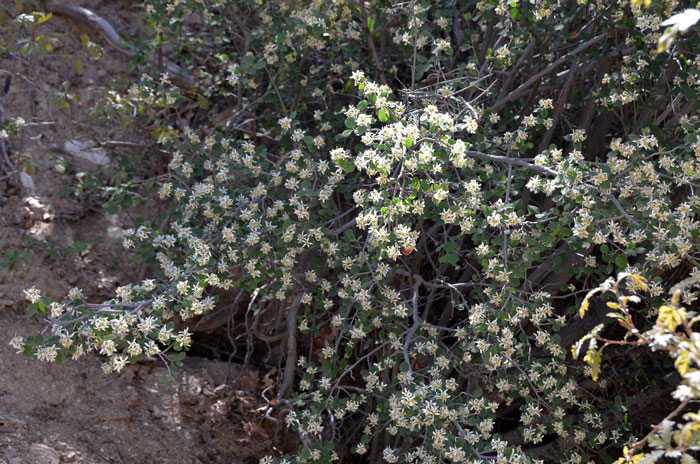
[673, 384, 693, 401]
[9, 335, 24, 353]
[650, 333, 674, 350]
[23, 287, 41, 304]
[49, 302, 65, 319]
[684, 370, 700, 389]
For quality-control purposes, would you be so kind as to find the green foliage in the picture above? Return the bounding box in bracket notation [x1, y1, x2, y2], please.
[6, 0, 700, 463]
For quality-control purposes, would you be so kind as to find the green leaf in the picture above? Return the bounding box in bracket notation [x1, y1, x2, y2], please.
[103, 202, 118, 215]
[345, 117, 357, 129]
[615, 254, 628, 269]
[172, 351, 186, 367]
[598, 448, 613, 464]
[37, 300, 48, 314]
[541, 233, 556, 246]
[197, 95, 209, 109]
[439, 253, 459, 266]
[27, 303, 38, 316]
[444, 238, 459, 253]
[158, 375, 174, 390]
[337, 159, 355, 173]
[378, 109, 389, 122]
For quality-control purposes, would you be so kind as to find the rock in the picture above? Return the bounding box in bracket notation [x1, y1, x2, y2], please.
[107, 225, 124, 240]
[29, 443, 61, 464]
[19, 172, 34, 191]
[63, 139, 110, 167]
[22, 196, 49, 220]
[0, 412, 27, 430]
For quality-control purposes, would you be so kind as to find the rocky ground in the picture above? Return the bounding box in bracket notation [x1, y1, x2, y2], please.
[0, 1, 287, 462]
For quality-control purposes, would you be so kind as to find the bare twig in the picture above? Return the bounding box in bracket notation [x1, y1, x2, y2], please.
[0, 96, 18, 183]
[277, 295, 302, 400]
[631, 398, 691, 456]
[329, 218, 357, 236]
[491, 32, 609, 113]
[537, 60, 578, 153]
[410, 0, 417, 89]
[403, 274, 424, 375]
[369, 28, 388, 87]
[496, 37, 536, 102]
[451, 148, 640, 227]
[253, 302, 291, 343]
[463, 149, 557, 176]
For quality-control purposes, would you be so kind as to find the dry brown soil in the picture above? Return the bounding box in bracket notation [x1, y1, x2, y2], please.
[0, 1, 285, 462]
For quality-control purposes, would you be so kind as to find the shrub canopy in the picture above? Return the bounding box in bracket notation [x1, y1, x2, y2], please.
[6, 0, 700, 462]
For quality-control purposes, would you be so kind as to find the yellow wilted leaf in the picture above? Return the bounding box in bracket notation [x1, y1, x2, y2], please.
[675, 351, 691, 376]
[614, 446, 646, 464]
[573, 336, 588, 359]
[658, 26, 678, 53]
[580, 288, 599, 318]
[583, 345, 603, 381]
[679, 411, 700, 445]
[677, 421, 700, 447]
[579, 298, 589, 318]
[606, 302, 620, 310]
[658, 304, 685, 331]
[571, 339, 583, 359]
[672, 289, 682, 306]
[629, 274, 648, 292]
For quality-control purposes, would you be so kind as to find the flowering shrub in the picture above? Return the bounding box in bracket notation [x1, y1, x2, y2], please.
[7, 0, 700, 462]
[576, 273, 700, 463]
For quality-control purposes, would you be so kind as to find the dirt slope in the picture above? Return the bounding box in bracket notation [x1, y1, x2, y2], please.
[0, 1, 286, 462]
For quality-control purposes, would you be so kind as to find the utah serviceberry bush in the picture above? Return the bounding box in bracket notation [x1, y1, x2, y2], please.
[6, 0, 700, 462]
